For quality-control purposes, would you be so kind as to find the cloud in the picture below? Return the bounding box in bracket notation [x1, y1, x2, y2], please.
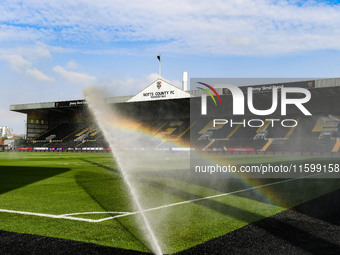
[98, 73, 182, 97]
[53, 65, 97, 85]
[0, 55, 31, 72]
[19, 43, 52, 60]
[26, 68, 54, 82]
[66, 61, 77, 70]
[0, 53, 54, 82]
[1, 0, 340, 55]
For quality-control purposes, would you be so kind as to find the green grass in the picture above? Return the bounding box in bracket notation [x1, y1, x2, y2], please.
[0, 152, 339, 254]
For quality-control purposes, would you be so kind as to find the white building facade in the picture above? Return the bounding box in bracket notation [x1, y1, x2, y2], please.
[0, 126, 14, 138]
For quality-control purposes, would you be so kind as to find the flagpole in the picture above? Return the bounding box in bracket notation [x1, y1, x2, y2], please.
[157, 55, 161, 77]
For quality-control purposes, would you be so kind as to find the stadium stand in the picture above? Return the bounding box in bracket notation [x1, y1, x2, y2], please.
[9, 78, 340, 154]
[13, 112, 340, 154]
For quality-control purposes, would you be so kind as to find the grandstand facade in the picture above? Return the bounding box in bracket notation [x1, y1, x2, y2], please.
[9, 77, 340, 154]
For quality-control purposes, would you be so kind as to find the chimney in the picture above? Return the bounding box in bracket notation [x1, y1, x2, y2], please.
[182, 71, 188, 91]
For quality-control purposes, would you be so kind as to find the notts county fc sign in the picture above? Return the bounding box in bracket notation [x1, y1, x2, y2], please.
[128, 79, 191, 102]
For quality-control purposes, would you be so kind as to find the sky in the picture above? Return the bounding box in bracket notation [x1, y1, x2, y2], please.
[1, 0, 340, 134]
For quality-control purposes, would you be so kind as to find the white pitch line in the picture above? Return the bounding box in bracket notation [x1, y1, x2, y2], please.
[0, 208, 99, 223]
[0, 173, 322, 223]
[61, 211, 130, 216]
[95, 173, 323, 222]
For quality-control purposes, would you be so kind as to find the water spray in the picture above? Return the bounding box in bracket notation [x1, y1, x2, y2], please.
[84, 87, 163, 255]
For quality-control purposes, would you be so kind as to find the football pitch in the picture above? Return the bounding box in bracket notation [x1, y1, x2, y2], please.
[0, 152, 339, 254]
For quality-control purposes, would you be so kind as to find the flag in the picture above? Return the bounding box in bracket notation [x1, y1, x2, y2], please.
[157, 55, 161, 62]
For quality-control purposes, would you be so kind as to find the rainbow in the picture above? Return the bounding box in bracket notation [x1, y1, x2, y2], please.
[102, 112, 285, 207]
